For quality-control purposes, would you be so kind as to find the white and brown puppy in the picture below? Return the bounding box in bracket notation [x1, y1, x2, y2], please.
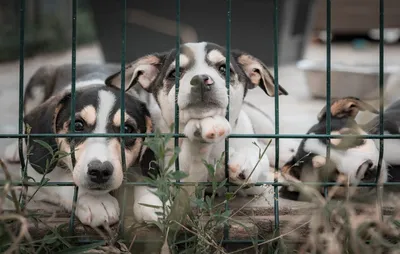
[105, 42, 288, 222]
[279, 97, 388, 201]
[4, 64, 154, 227]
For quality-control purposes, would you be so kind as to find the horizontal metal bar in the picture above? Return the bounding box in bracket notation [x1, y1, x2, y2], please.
[1, 133, 400, 139]
[1, 180, 397, 187]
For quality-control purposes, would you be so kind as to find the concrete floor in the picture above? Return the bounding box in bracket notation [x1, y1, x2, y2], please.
[0, 41, 399, 212]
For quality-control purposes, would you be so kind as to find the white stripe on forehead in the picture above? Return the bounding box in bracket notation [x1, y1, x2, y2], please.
[187, 42, 207, 68]
[94, 90, 116, 133]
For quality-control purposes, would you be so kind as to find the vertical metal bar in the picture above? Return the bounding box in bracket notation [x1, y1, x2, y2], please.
[68, 0, 78, 234]
[376, 0, 385, 218]
[272, 0, 280, 231]
[174, 0, 181, 175]
[119, 0, 128, 235]
[324, 0, 332, 198]
[223, 0, 232, 241]
[18, 0, 27, 208]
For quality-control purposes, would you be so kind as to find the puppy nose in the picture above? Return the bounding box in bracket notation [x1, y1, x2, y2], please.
[87, 159, 114, 184]
[191, 74, 213, 88]
[190, 75, 214, 97]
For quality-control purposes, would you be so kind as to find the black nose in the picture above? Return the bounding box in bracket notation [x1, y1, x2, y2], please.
[238, 172, 246, 180]
[190, 74, 213, 97]
[87, 159, 114, 184]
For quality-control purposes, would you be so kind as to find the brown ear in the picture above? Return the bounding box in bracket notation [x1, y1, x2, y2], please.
[24, 90, 71, 174]
[317, 97, 379, 121]
[232, 50, 288, 96]
[281, 156, 301, 180]
[105, 53, 165, 92]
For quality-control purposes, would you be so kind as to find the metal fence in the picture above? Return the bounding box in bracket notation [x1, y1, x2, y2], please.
[1, 0, 398, 252]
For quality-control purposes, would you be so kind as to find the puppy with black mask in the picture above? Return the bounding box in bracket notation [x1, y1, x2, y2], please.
[4, 63, 155, 227]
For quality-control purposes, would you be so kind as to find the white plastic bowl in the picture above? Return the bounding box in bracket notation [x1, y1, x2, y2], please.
[297, 59, 400, 100]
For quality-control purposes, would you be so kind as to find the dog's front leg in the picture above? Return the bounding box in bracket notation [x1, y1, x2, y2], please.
[35, 185, 120, 227]
[74, 192, 120, 227]
[227, 111, 277, 196]
[181, 116, 231, 197]
[132, 116, 231, 224]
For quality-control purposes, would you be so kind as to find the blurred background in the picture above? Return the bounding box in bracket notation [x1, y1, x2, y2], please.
[1, 0, 400, 135]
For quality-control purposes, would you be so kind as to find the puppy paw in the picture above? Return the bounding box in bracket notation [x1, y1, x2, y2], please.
[4, 141, 21, 163]
[133, 192, 170, 224]
[267, 139, 300, 168]
[228, 151, 255, 186]
[184, 116, 231, 143]
[200, 116, 231, 143]
[75, 193, 120, 227]
[228, 150, 273, 186]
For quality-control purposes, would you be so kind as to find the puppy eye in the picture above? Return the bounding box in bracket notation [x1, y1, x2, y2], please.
[218, 64, 233, 76]
[167, 68, 184, 80]
[74, 120, 85, 132]
[123, 124, 135, 133]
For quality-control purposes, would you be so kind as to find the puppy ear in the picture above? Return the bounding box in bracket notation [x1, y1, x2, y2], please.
[317, 97, 379, 121]
[279, 156, 302, 200]
[232, 50, 288, 96]
[24, 91, 71, 174]
[105, 53, 166, 92]
[281, 156, 302, 180]
[139, 146, 160, 178]
[137, 104, 160, 178]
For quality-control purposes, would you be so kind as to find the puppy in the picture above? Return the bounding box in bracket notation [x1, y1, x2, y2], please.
[4, 64, 153, 227]
[105, 41, 288, 223]
[279, 97, 388, 201]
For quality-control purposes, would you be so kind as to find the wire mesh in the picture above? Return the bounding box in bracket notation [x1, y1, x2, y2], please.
[3, 0, 392, 252]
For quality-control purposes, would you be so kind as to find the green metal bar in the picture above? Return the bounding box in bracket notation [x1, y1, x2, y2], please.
[273, 0, 280, 232]
[68, 0, 78, 234]
[3, 133, 400, 139]
[119, 0, 128, 235]
[324, 0, 332, 198]
[3, 180, 400, 188]
[376, 0, 385, 182]
[175, 0, 181, 176]
[376, 0, 385, 221]
[224, 0, 232, 242]
[18, 0, 27, 209]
